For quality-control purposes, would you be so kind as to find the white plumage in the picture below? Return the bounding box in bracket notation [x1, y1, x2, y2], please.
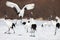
[55, 16, 60, 23]
[19, 8, 25, 17]
[24, 3, 35, 10]
[6, 1, 20, 13]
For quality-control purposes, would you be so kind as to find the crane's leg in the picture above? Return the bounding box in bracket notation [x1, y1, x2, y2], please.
[12, 28, 15, 33]
[54, 27, 57, 35]
[4, 28, 10, 34]
[26, 28, 28, 33]
[30, 29, 35, 37]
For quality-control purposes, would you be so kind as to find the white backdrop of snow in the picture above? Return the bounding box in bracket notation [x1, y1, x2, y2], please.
[0, 18, 60, 40]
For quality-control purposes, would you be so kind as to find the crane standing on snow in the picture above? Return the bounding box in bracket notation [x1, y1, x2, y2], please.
[6, 1, 35, 21]
[3, 19, 17, 34]
[22, 18, 37, 37]
[3, 15, 17, 34]
[54, 16, 60, 35]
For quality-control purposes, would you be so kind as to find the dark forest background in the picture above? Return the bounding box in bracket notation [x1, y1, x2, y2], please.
[0, 0, 60, 20]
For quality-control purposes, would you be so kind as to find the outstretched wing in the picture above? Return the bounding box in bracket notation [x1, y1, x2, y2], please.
[24, 3, 35, 10]
[6, 1, 21, 13]
[18, 3, 35, 17]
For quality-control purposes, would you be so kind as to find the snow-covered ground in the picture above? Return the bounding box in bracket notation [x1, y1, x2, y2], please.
[0, 18, 60, 40]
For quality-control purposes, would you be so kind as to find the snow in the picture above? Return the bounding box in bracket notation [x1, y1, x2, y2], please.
[0, 18, 60, 40]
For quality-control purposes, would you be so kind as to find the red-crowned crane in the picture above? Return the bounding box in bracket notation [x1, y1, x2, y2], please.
[54, 16, 60, 35]
[3, 15, 17, 34]
[6, 1, 35, 21]
[22, 18, 37, 37]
